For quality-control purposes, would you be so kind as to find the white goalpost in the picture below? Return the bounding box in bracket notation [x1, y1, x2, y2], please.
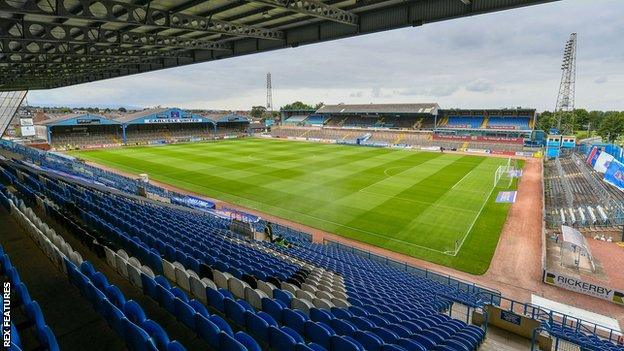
[494, 157, 514, 189]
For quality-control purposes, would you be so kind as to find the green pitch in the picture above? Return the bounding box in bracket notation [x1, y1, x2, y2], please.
[70, 138, 521, 274]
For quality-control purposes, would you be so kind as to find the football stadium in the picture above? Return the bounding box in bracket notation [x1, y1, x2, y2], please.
[1, 0, 624, 351]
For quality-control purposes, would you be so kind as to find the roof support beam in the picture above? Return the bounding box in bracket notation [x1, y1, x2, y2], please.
[0, 39, 192, 60]
[0, 0, 284, 40]
[0, 19, 232, 52]
[250, 0, 358, 26]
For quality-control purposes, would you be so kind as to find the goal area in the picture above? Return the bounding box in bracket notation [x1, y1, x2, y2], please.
[494, 157, 516, 189]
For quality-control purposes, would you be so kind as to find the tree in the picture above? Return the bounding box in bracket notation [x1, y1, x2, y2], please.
[250, 105, 267, 119]
[597, 112, 624, 142]
[281, 101, 314, 111]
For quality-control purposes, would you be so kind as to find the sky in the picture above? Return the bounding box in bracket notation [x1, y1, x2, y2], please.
[26, 0, 624, 112]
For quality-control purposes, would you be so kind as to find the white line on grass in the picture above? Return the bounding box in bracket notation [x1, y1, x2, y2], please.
[451, 169, 475, 190]
[358, 190, 479, 214]
[89, 157, 452, 255]
[448, 180, 498, 257]
[358, 166, 415, 193]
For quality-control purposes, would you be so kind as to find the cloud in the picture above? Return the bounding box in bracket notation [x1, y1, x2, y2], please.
[465, 79, 495, 93]
[26, 0, 624, 111]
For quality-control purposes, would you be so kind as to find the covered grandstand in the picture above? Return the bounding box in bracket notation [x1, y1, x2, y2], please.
[37, 108, 250, 149]
[316, 103, 439, 130]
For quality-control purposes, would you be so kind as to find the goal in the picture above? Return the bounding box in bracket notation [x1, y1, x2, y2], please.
[494, 157, 514, 188]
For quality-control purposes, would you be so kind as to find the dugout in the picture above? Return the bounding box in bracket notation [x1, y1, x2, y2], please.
[115, 108, 217, 144]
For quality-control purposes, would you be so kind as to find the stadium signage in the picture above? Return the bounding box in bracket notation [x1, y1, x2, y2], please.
[77, 118, 101, 124]
[500, 310, 521, 326]
[144, 118, 202, 124]
[544, 270, 624, 305]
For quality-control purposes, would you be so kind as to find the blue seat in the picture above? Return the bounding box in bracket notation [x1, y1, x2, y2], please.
[156, 285, 176, 315]
[330, 335, 363, 351]
[310, 308, 332, 324]
[219, 331, 247, 351]
[196, 315, 220, 348]
[269, 326, 301, 351]
[235, 331, 262, 351]
[304, 321, 334, 350]
[224, 298, 247, 327]
[245, 311, 272, 343]
[79, 261, 96, 278]
[40, 325, 60, 351]
[330, 308, 352, 320]
[142, 319, 170, 350]
[380, 344, 408, 351]
[396, 338, 427, 351]
[207, 287, 225, 312]
[154, 276, 171, 290]
[170, 287, 189, 303]
[351, 330, 383, 351]
[262, 298, 284, 323]
[105, 285, 126, 309]
[273, 289, 293, 306]
[12, 282, 30, 308]
[210, 314, 233, 336]
[174, 298, 197, 330]
[410, 334, 436, 349]
[372, 327, 399, 344]
[123, 318, 158, 351]
[141, 274, 158, 298]
[283, 308, 307, 335]
[166, 341, 187, 351]
[25, 301, 46, 331]
[124, 300, 147, 325]
[188, 299, 210, 318]
[330, 319, 356, 336]
[91, 272, 110, 290]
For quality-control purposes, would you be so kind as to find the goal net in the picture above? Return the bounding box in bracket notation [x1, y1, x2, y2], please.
[494, 157, 514, 188]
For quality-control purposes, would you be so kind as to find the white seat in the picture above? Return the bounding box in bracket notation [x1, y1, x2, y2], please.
[331, 298, 350, 308]
[332, 291, 348, 300]
[190, 276, 207, 303]
[175, 266, 191, 292]
[202, 278, 217, 291]
[141, 265, 155, 278]
[127, 264, 142, 288]
[162, 259, 176, 282]
[60, 242, 71, 257]
[212, 270, 229, 290]
[291, 297, 314, 315]
[104, 247, 117, 269]
[116, 255, 129, 278]
[312, 298, 334, 309]
[281, 282, 299, 295]
[227, 277, 249, 300]
[316, 290, 334, 301]
[128, 257, 142, 268]
[187, 270, 200, 279]
[245, 287, 267, 310]
[69, 250, 83, 266]
[257, 280, 275, 298]
[296, 290, 315, 301]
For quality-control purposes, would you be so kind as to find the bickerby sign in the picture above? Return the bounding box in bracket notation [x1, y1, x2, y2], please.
[544, 270, 624, 305]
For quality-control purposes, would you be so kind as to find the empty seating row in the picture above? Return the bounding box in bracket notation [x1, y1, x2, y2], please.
[3, 162, 489, 351]
[0, 245, 58, 351]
